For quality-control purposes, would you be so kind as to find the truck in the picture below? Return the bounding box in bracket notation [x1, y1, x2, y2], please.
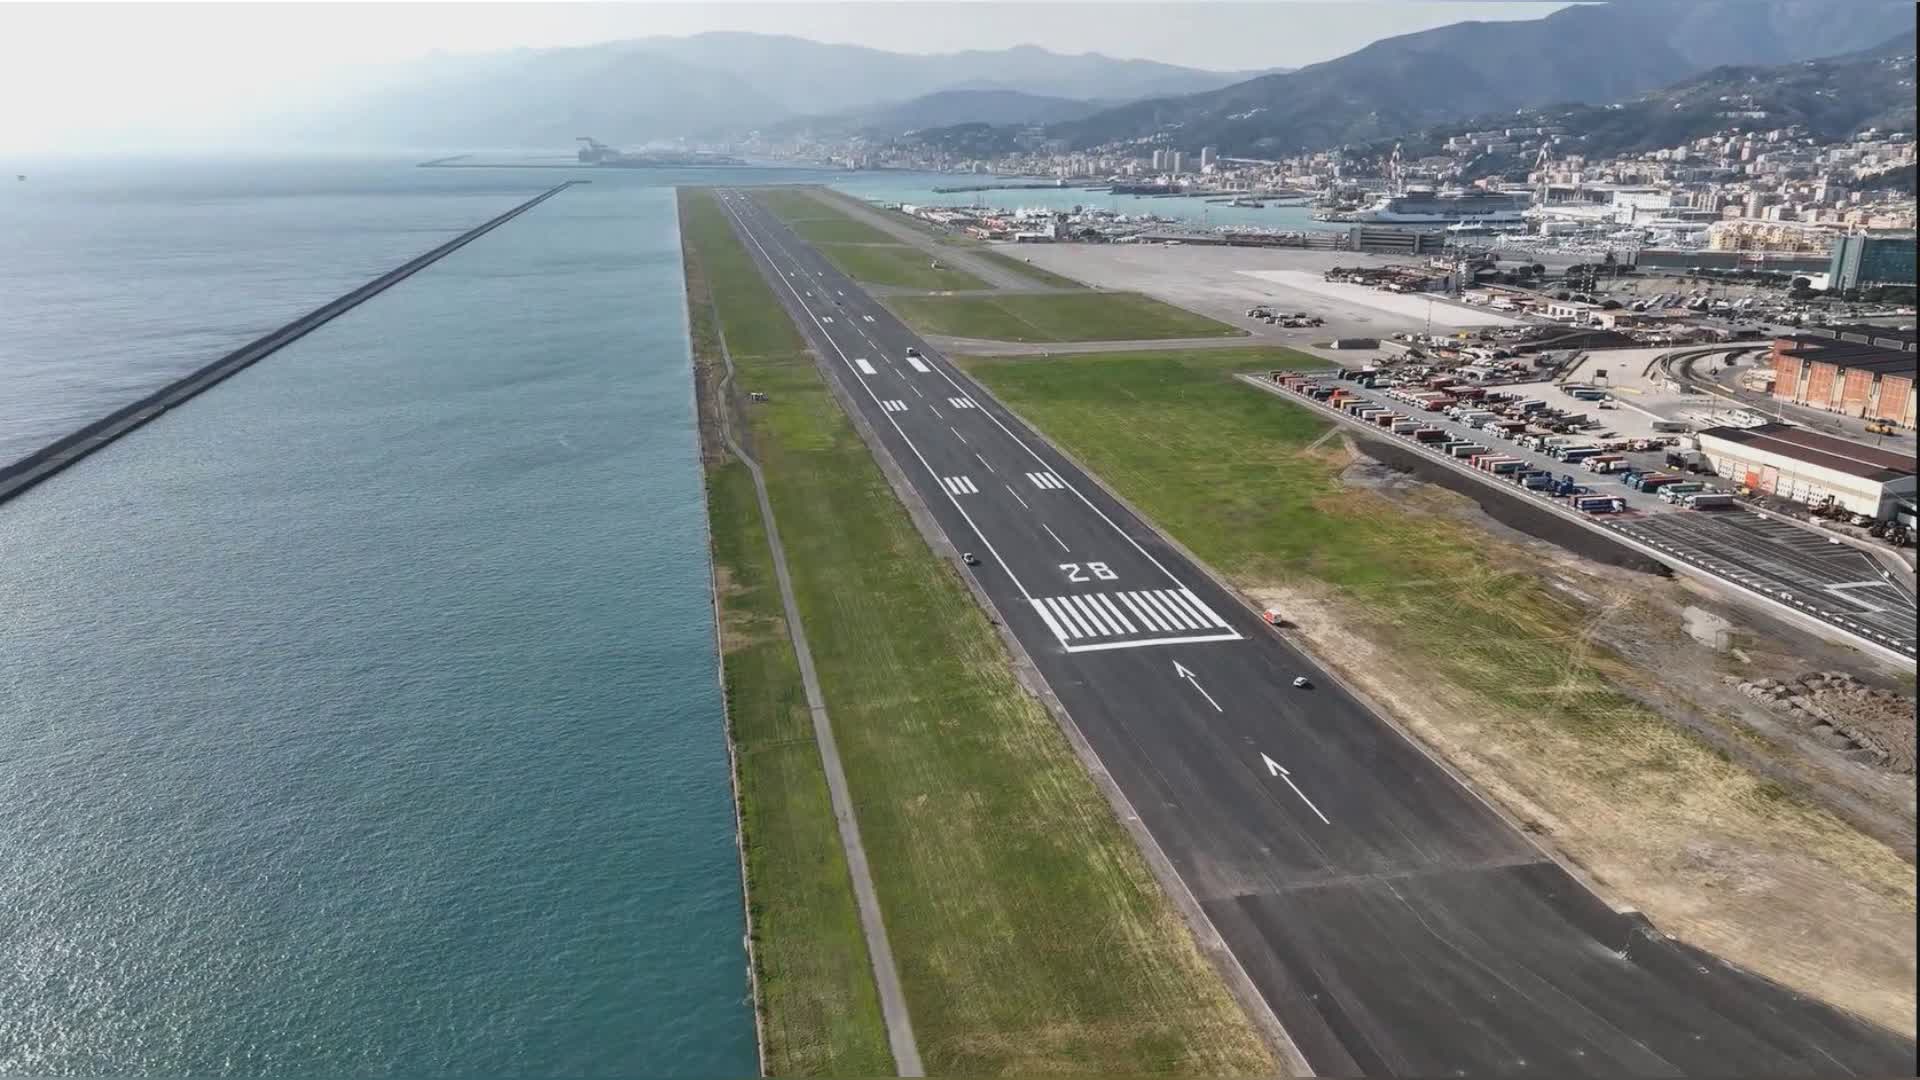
[1685, 492, 1738, 510]
[1658, 482, 1707, 503]
[1557, 447, 1602, 465]
[1583, 454, 1628, 473]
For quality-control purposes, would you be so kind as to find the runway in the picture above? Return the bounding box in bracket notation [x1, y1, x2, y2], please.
[712, 188, 1915, 1077]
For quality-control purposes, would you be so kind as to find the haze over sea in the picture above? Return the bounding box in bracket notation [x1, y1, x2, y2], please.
[0, 155, 855, 1075]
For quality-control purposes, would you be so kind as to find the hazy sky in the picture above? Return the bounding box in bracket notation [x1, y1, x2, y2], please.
[0, 1, 1573, 152]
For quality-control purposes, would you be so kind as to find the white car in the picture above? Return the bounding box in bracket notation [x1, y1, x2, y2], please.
[1292, 676, 1311, 689]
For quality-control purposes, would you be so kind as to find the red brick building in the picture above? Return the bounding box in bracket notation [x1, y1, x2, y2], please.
[1770, 335, 1917, 430]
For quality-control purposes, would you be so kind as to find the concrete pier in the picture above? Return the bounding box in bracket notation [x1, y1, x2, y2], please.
[0, 180, 583, 508]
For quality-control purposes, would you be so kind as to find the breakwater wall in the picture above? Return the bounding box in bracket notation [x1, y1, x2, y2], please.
[0, 181, 583, 508]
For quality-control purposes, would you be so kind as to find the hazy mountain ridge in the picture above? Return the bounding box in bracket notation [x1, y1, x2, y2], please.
[279, 33, 1271, 148]
[1046, 0, 1915, 155]
[774, 89, 1106, 140]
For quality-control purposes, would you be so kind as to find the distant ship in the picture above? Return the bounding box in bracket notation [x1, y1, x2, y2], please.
[1353, 187, 1530, 224]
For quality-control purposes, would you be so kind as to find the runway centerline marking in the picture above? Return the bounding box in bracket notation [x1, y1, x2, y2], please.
[718, 192, 1034, 600]
[1005, 484, 1031, 510]
[1041, 523, 1069, 551]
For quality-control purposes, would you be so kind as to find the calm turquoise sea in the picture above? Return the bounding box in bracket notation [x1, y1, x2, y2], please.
[0, 155, 843, 1075]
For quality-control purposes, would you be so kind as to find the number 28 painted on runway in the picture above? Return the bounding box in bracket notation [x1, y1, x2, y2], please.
[1061, 562, 1118, 583]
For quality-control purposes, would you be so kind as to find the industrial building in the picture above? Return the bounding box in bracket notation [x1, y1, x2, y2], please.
[1826, 233, 1918, 290]
[1769, 334, 1918, 429]
[1696, 423, 1915, 520]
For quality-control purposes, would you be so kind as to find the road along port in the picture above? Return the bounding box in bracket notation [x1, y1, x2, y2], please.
[679, 188, 1274, 1076]
[961, 342, 1918, 1043]
[710, 186, 1915, 1073]
[0, 181, 585, 508]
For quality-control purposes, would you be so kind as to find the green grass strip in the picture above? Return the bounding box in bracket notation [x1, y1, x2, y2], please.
[814, 243, 990, 291]
[889, 292, 1244, 342]
[682, 193, 895, 1078]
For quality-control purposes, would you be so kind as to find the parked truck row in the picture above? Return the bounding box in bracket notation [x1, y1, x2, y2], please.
[1267, 369, 1740, 515]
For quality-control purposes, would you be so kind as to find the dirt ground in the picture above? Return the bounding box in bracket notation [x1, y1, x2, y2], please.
[1252, 435, 1917, 1037]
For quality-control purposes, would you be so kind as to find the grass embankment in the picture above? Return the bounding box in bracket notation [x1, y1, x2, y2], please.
[973, 247, 1088, 290]
[891, 293, 1243, 343]
[681, 190, 1275, 1074]
[682, 197, 893, 1077]
[814, 243, 988, 291]
[962, 345, 1918, 1035]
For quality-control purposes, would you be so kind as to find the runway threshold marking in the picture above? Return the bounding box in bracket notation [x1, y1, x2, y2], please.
[1261, 753, 1331, 825]
[948, 396, 978, 409]
[855, 358, 877, 375]
[1030, 589, 1239, 652]
[940, 475, 978, 495]
[906, 356, 931, 373]
[1027, 471, 1065, 490]
[882, 399, 908, 413]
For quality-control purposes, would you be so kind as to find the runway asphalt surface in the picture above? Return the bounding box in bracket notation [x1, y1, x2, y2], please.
[713, 189, 1917, 1077]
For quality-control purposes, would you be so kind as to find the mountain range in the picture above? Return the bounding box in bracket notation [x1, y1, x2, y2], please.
[1045, 0, 1915, 155]
[279, 35, 1272, 149]
[277, 2, 1917, 155]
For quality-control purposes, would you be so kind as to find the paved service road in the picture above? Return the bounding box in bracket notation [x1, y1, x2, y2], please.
[1614, 511, 1918, 654]
[714, 189, 1916, 1077]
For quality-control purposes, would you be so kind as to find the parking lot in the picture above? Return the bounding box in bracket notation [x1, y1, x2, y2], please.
[1244, 371, 1918, 661]
[1610, 513, 1918, 655]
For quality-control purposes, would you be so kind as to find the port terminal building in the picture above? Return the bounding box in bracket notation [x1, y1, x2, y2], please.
[1697, 423, 1915, 520]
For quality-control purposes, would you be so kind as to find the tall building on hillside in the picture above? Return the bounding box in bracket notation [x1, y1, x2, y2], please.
[1171, 151, 1186, 174]
[1151, 149, 1166, 171]
[1200, 146, 1217, 171]
[1828, 233, 1919, 289]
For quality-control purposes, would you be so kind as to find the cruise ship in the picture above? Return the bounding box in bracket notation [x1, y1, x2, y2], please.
[1352, 187, 1530, 224]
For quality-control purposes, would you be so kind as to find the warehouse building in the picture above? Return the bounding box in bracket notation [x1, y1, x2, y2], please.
[1696, 423, 1916, 520]
[1769, 335, 1917, 429]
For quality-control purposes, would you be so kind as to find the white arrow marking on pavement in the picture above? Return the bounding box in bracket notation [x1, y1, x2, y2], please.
[1261, 753, 1331, 825]
[1173, 661, 1222, 713]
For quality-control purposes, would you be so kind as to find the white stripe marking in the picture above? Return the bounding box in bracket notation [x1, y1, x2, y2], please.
[906, 356, 931, 373]
[1159, 590, 1210, 630]
[1094, 595, 1137, 634]
[863, 314, 876, 323]
[1031, 599, 1070, 641]
[1119, 592, 1167, 631]
[854, 358, 877, 375]
[974, 453, 994, 473]
[1064, 633, 1241, 654]
[1005, 485, 1030, 510]
[1072, 595, 1120, 636]
[1041, 523, 1069, 551]
[1179, 589, 1232, 629]
[950, 426, 968, 444]
[1144, 588, 1190, 630]
[1047, 597, 1091, 638]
